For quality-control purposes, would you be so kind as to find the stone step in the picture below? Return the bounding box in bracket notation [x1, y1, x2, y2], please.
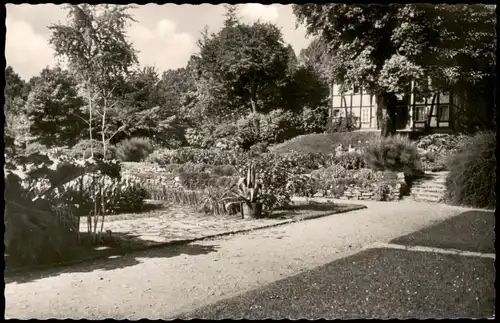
[411, 188, 446, 194]
[412, 184, 446, 189]
[411, 194, 445, 200]
[411, 191, 444, 198]
[413, 198, 442, 203]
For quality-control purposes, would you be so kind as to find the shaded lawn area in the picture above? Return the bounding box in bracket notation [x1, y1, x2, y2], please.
[5, 201, 366, 275]
[390, 210, 495, 253]
[270, 132, 379, 155]
[177, 248, 496, 319]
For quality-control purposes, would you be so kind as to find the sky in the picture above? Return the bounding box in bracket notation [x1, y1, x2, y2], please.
[6, 4, 312, 81]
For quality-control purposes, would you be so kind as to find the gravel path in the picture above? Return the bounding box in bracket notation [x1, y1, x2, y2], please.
[5, 200, 472, 319]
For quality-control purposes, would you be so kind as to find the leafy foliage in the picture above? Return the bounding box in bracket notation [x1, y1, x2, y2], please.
[327, 113, 361, 133]
[293, 4, 496, 136]
[69, 139, 117, 160]
[415, 133, 469, 172]
[115, 137, 154, 162]
[333, 152, 367, 170]
[24, 67, 87, 147]
[4, 141, 124, 264]
[195, 14, 291, 117]
[364, 135, 422, 177]
[49, 4, 139, 158]
[445, 132, 496, 208]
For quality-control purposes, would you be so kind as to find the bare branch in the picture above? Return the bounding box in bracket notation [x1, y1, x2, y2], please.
[69, 111, 90, 125]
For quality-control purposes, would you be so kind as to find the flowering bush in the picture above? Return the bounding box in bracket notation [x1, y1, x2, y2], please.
[415, 133, 468, 153]
[415, 133, 469, 172]
[279, 150, 330, 171]
[310, 165, 351, 196]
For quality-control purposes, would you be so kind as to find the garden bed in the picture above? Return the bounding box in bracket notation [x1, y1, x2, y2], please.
[5, 201, 366, 275]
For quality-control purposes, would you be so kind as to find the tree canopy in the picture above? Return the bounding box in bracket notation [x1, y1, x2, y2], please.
[24, 67, 87, 147]
[293, 4, 496, 135]
[194, 10, 292, 118]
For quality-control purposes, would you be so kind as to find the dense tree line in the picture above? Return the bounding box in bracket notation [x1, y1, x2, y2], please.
[5, 4, 495, 151]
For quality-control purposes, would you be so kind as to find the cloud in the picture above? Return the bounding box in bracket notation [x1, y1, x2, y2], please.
[5, 16, 56, 80]
[238, 4, 279, 23]
[127, 18, 197, 72]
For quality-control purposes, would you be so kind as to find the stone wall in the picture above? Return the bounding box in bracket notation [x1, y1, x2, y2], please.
[339, 172, 406, 202]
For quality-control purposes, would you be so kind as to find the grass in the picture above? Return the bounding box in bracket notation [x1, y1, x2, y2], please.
[270, 132, 380, 155]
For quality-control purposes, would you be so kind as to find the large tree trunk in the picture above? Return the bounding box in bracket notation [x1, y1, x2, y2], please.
[376, 92, 398, 137]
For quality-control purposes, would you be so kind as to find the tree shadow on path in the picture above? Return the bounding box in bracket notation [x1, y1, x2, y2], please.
[5, 235, 219, 285]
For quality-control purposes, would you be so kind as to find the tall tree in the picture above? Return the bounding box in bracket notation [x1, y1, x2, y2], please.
[4, 66, 27, 113]
[49, 4, 138, 240]
[194, 9, 291, 126]
[293, 4, 496, 136]
[24, 67, 87, 147]
[49, 4, 138, 158]
[4, 66, 32, 145]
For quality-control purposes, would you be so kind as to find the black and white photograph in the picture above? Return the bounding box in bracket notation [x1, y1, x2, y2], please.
[3, 2, 496, 320]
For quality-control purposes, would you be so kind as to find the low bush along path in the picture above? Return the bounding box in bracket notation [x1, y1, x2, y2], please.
[5, 199, 473, 319]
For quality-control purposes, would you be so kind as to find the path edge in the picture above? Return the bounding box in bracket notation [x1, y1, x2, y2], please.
[5, 204, 367, 276]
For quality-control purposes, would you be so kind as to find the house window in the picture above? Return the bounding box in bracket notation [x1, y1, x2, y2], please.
[361, 108, 370, 122]
[415, 106, 427, 121]
[438, 105, 450, 121]
[333, 109, 340, 118]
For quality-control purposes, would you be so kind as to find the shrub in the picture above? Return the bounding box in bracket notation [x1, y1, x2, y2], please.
[147, 147, 246, 167]
[310, 165, 350, 196]
[364, 135, 422, 177]
[177, 171, 239, 190]
[250, 142, 269, 154]
[210, 164, 238, 177]
[236, 113, 263, 149]
[375, 183, 391, 201]
[185, 127, 211, 148]
[235, 153, 307, 210]
[445, 132, 496, 208]
[260, 109, 301, 144]
[69, 139, 117, 160]
[213, 123, 241, 150]
[327, 112, 360, 133]
[180, 162, 209, 174]
[280, 150, 329, 171]
[300, 107, 328, 134]
[105, 179, 150, 214]
[115, 137, 154, 162]
[415, 133, 468, 153]
[161, 163, 184, 174]
[420, 150, 450, 172]
[333, 152, 367, 170]
[287, 174, 319, 198]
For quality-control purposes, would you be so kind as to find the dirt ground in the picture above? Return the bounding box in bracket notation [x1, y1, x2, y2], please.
[5, 199, 472, 319]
